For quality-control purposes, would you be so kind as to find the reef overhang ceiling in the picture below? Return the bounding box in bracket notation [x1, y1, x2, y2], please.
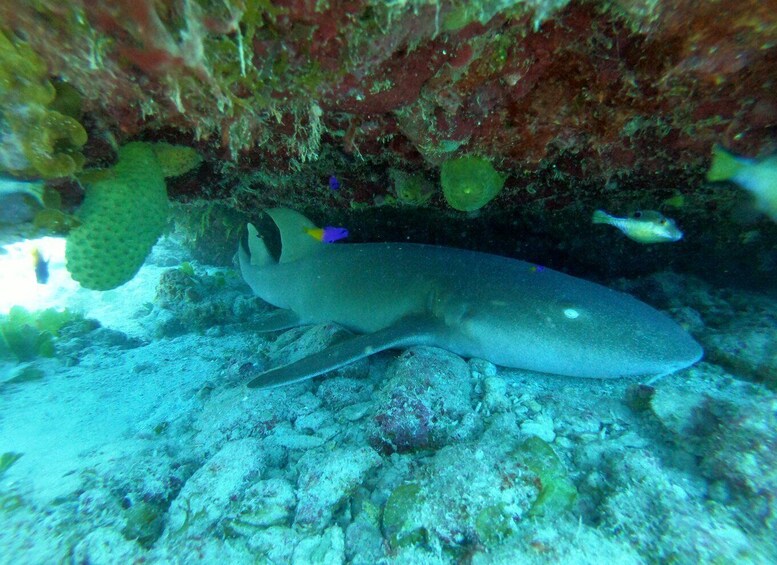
[1, 0, 776, 210]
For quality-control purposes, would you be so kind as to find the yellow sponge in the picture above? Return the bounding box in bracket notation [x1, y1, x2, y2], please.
[66, 143, 170, 290]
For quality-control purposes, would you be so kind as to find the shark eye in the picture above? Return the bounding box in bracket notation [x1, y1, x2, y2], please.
[660, 219, 667, 225]
[633, 210, 642, 218]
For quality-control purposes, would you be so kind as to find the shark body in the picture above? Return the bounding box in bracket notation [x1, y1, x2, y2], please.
[239, 208, 702, 389]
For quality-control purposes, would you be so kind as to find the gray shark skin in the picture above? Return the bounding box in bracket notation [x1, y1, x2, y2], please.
[239, 209, 703, 389]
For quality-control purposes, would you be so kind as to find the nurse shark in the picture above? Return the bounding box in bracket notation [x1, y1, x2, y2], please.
[238, 208, 702, 389]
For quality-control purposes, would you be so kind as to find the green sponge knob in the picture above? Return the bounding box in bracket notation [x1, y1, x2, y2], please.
[440, 155, 506, 212]
[66, 143, 169, 291]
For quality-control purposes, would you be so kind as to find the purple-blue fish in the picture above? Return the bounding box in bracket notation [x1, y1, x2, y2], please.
[305, 226, 349, 243]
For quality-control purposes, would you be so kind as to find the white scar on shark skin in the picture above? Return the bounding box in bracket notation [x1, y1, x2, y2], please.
[238, 208, 703, 390]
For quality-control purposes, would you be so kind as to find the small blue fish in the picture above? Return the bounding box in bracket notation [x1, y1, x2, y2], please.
[305, 226, 349, 243]
[32, 247, 50, 284]
[328, 175, 341, 191]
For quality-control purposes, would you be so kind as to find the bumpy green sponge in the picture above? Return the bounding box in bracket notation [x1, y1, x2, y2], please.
[66, 143, 170, 291]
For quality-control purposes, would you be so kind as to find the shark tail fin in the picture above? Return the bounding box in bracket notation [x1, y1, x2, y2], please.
[706, 145, 743, 182]
[265, 208, 324, 263]
[592, 209, 611, 224]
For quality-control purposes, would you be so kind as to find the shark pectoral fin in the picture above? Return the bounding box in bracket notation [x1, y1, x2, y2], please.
[254, 309, 303, 332]
[247, 316, 443, 390]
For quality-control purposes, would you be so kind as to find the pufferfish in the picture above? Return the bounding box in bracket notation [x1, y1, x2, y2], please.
[593, 209, 683, 243]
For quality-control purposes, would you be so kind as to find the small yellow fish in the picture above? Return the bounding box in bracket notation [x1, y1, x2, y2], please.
[707, 145, 777, 222]
[663, 193, 685, 208]
[592, 209, 683, 243]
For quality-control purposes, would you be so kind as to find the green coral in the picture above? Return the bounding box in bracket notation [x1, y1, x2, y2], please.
[440, 155, 506, 212]
[515, 436, 578, 517]
[0, 30, 87, 178]
[66, 142, 199, 291]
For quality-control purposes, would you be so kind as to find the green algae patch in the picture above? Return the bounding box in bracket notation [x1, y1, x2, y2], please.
[122, 500, 166, 548]
[0, 306, 86, 361]
[382, 483, 427, 549]
[440, 155, 506, 212]
[0, 452, 22, 478]
[515, 436, 578, 517]
[34, 208, 82, 234]
[474, 504, 515, 545]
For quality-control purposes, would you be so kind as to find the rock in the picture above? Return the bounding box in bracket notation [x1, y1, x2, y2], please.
[292, 526, 346, 565]
[71, 527, 143, 565]
[317, 377, 374, 410]
[232, 478, 296, 530]
[370, 347, 476, 452]
[592, 448, 752, 562]
[694, 395, 777, 528]
[482, 376, 509, 413]
[704, 326, 777, 386]
[381, 443, 540, 551]
[295, 447, 382, 531]
[520, 413, 556, 443]
[166, 438, 265, 537]
[345, 500, 385, 564]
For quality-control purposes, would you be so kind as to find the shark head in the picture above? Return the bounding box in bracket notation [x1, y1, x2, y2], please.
[451, 268, 702, 379]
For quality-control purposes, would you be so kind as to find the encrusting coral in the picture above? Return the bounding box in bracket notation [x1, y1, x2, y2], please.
[0, 29, 86, 179]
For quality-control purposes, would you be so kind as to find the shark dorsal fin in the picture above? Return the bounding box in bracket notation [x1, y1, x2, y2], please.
[265, 207, 324, 264]
[246, 222, 273, 267]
